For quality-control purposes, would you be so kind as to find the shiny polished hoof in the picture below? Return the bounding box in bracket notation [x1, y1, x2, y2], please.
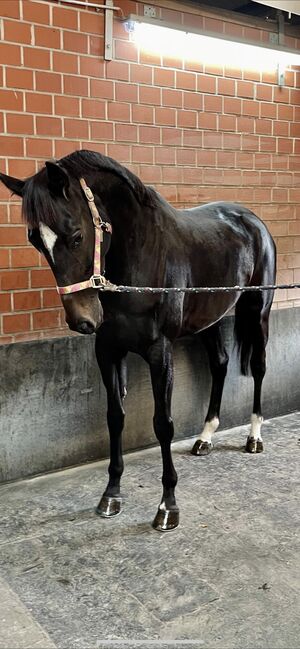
[191, 439, 213, 456]
[152, 507, 179, 532]
[96, 495, 122, 518]
[245, 437, 263, 454]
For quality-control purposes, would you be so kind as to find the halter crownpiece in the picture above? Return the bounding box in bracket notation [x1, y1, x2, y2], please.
[57, 177, 114, 295]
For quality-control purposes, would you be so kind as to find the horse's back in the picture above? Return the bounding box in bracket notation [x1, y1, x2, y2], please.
[179, 200, 275, 276]
[181, 201, 271, 240]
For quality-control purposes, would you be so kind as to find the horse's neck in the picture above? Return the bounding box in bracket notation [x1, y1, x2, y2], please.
[95, 175, 178, 284]
[98, 180, 152, 282]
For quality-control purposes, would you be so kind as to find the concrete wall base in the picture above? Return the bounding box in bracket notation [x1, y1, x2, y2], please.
[1, 307, 300, 482]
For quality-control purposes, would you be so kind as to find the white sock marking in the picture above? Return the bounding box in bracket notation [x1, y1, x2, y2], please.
[199, 417, 219, 444]
[39, 223, 57, 264]
[250, 414, 263, 441]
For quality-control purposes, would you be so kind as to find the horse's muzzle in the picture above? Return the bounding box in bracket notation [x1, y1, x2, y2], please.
[66, 318, 100, 335]
[61, 290, 103, 335]
[77, 320, 96, 335]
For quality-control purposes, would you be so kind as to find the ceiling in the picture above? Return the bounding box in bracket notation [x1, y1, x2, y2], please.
[186, 0, 300, 25]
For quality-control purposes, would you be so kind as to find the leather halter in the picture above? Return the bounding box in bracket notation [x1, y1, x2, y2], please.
[57, 178, 112, 295]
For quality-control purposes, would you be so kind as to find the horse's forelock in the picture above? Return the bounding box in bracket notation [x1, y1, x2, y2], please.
[22, 171, 58, 228]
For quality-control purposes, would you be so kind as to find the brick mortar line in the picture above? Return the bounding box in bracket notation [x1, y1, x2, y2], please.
[2, 66, 299, 95]
[3, 306, 62, 314]
[2, 134, 299, 143]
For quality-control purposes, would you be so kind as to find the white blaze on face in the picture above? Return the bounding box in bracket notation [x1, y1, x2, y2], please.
[39, 222, 57, 264]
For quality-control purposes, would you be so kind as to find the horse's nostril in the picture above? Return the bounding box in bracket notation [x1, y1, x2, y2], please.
[78, 320, 95, 335]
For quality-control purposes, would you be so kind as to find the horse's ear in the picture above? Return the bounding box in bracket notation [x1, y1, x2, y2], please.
[0, 172, 25, 197]
[45, 161, 69, 199]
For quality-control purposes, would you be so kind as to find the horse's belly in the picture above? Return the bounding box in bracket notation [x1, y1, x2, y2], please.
[182, 293, 238, 334]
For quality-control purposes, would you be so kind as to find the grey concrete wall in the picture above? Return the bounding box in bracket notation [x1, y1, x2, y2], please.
[1, 307, 300, 482]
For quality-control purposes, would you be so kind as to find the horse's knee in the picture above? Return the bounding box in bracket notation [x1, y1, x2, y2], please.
[153, 414, 174, 442]
[210, 351, 229, 379]
[218, 356, 228, 378]
[107, 405, 125, 432]
[250, 358, 266, 380]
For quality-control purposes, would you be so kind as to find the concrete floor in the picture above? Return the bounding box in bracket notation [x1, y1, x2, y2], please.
[0, 412, 299, 649]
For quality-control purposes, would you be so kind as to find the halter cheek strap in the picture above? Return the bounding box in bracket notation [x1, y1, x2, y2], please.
[57, 177, 113, 295]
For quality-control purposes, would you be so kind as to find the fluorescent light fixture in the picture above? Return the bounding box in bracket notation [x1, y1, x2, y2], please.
[124, 14, 300, 73]
[253, 0, 300, 16]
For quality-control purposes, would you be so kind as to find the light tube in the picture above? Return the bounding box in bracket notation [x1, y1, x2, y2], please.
[125, 17, 300, 71]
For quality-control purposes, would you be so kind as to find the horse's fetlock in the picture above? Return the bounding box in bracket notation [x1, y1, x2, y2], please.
[108, 464, 124, 480]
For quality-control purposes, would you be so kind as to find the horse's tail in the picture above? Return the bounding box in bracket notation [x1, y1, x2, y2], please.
[234, 291, 263, 377]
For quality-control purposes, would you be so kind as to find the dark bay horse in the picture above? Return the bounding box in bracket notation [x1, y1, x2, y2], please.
[0, 151, 276, 531]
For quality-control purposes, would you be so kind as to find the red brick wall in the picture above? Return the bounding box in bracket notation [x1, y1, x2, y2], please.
[0, 0, 300, 343]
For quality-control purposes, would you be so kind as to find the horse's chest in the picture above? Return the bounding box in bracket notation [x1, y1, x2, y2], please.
[103, 310, 160, 351]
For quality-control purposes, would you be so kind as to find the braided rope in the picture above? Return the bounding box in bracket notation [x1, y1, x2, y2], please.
[100, 283, 300, 294]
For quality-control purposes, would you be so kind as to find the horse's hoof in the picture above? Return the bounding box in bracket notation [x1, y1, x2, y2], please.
[191, 439, 213, 456]
[152, 507, 179, 532]
[96, 495, 122, 518]
[245, 437, 263, 454]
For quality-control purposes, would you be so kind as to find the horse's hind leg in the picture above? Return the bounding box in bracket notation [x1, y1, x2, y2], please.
[235, 290, 273, 453]
[191, 323, 229, 456]
[146, 336, 179, 531]
[95, 331, 126, 517]
[246, 303, 271, 454]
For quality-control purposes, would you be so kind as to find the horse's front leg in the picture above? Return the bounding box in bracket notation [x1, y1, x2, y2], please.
[95, 333, 126, 518]
[146, 336, 179, 532]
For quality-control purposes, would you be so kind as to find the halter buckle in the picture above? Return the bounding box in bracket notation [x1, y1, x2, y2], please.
[93, 213, 103, 231]
[90, 274, 108, 289]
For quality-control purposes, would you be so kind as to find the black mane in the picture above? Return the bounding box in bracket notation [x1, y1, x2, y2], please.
[22, 149, 158, 227]
[63, 150, 156, 206]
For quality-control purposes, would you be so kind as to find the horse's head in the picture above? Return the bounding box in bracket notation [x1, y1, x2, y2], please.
[0, 161, 112, 335]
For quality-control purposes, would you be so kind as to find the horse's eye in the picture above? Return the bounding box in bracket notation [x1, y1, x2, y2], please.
[71, 233, 83, 249]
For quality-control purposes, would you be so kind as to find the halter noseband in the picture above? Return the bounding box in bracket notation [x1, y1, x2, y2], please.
[57, 178, 112, 295]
